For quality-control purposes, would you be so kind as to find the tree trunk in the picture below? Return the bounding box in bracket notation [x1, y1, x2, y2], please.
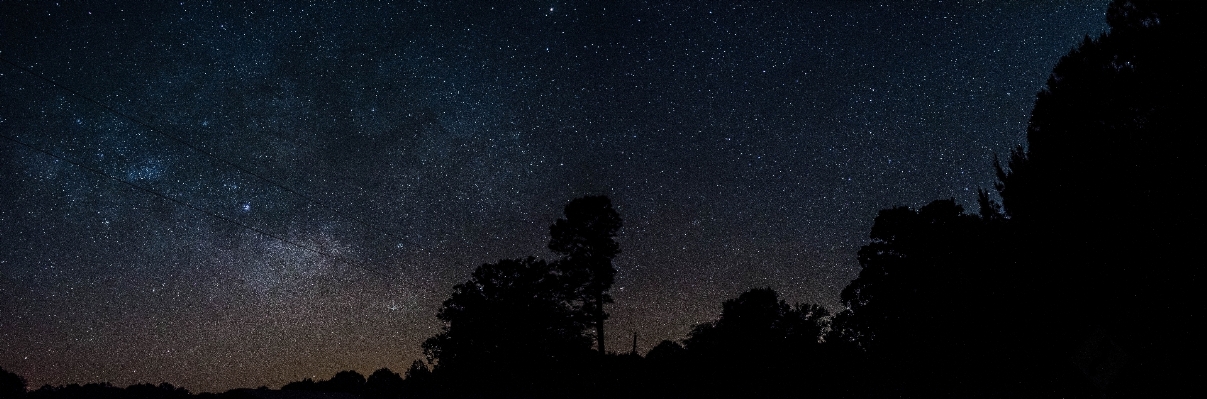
[595, 292, 606, 354]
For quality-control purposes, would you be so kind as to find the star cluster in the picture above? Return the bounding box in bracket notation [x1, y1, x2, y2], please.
[1, 1, 1106, 393]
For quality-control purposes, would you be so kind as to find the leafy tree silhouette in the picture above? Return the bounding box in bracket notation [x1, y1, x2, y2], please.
[411, 196, 630, 397]
[363, 368, 403, 399]
[631, 340, 688, 398]
[830, 200, 1039, 397]
[674, 288, 830, 398]
[281, 370, 365, 395]
[685, 288, 827, 355]
[400, 360, 434, 398]
[644, 340, 685, 363]
[548, 195, 622, 355]
[280, 377, 318, 391]
[833, 1, 1203, 397]
[322, 370, 365, 395]
[0, 367, 24, 399]
[837, 201, 984, 353]
[991, 1, 1203, 396]
[422, 256, 592, 396]
[123, 383, 191, 399]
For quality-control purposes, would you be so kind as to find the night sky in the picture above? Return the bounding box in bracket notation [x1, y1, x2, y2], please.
[1, 1, 1106, 393]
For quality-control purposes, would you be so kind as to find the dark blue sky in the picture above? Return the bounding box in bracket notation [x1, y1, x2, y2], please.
[1, 1, 1106, 392]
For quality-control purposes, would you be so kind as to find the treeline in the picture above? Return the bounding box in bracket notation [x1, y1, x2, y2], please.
[2, 1, 1199, 398]
[0, 372, 265, 399]
[827, 1, 1203, 397]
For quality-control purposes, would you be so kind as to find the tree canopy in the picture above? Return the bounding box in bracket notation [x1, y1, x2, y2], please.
[832, 1, 1204, 396]
[996, 1, 1202, 395]
[422, 257, 590, 383]
[0, 367, 26, 399]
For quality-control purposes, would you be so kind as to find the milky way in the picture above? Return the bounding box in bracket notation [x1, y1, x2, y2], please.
[1, 1, 1106, 393]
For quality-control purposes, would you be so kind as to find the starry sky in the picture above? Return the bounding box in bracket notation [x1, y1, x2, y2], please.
[1, 1, 1107, 393]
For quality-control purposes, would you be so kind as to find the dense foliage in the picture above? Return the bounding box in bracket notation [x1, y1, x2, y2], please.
[829, 1, 1203, 397]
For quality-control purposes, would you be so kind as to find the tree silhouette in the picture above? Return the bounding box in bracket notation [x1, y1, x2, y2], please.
[684, 288, 827, 355]
[363, 368, 403, 399]
[645, 340, 685, 363]
[422, 256, 592, 395]
[548, 195, 623, 354]
[280, 378, 318, 391]
[675, 288, 830, 398]
[412, 196, 630, 396]
[400, 360, 434, 398]
[122, 383, 191, 399]
[831, 200, 1041, 397]
[833, 1, 1203, 397]
[990, 1, 1202, 396]
[323, 370, 365, 394]
[281, 370, 365, 395]
[0, 367, 25, 399]
[837, 200, 988, 353]
[403, 360, 431, 382]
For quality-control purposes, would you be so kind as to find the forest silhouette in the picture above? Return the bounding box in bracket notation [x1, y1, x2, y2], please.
[2, 1, 1200, 398]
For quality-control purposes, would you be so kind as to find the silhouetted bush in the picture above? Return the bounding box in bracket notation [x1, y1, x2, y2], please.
[422, 256, 593, 397]
[0, 367, 25, 399]
[322, 371, 364, 395]
[279, 378, 318, 392]
[281, 370, 365, 395]
[644, 340, 684, 363]
[674, 288, 832, 398]
[363, 368, 402, 399]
